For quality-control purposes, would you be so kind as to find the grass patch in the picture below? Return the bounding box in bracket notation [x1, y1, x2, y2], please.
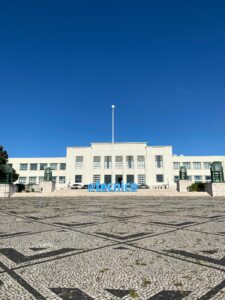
[99, 268, 109, 273]
[135, 259, 147, 266]
[129, 290, 139, 298]
[142, 278, 151, 287]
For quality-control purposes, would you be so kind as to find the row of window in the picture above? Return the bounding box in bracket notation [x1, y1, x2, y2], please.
[76, 156, 146, 169]
[18, 176, 66, 185]
[17, 161, 214, 171]
[74, 174, 165, 184]
[174, 175, 211, 182]
[12, 160, 222, 172]
[18, 174, 212, 185]
[173, 162, 213, 170]
[75, 174, 147, 184]
[75, 155, 164, 169]
[19, 163, 66, 171]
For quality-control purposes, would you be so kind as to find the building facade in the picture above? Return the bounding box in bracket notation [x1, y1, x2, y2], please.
[8, 142, 225, 189]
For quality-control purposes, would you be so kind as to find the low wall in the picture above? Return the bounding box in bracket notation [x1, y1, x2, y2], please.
[205, 182, 225, 197]
[0, 184, 15, 198]
[177, 180, 192, 192]
[39, 181, 56, 193]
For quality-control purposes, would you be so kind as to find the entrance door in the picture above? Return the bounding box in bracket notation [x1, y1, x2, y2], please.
[115, 175, 123, 185]
[126, 175, 134, 184]
[104, 175, 112, 184]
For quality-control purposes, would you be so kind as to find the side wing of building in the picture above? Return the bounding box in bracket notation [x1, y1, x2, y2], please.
[8, 157, 67, 188]
[172, 155, 225, 184]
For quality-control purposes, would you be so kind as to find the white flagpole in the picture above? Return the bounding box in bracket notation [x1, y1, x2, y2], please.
[111, 105, 115, 144]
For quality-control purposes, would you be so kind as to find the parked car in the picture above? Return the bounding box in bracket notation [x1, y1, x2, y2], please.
[138, 184, 149, 189]
[71, 184, 83, 189]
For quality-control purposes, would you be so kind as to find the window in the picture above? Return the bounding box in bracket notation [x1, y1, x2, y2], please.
[50, 163, 57, 170]
[204, 162, 211, 169]
[174, 174, 191, 181]
[29, 177, 37, 184]
[194, 175, 202, 182]
[59, 176, 66, 184]
[127, 175, 134, 183]
[60, 163, 66, 170]
[20, 164, 28, 171]
[40, 163, 47, 170]
[156, 174, 164, 182]
[8, 163, 13, 168]
[52, 176, 57, 183]
[18, 177, 26, 184]
[205, 175, 211, 182]
[93, 156, 101, 169]
[183, 162, 191, 169]
[155, 155, 163, 168]
[137, 156, 145, 168]
[93, 175, 101, 183]
[173, 176, 179, 182]
[115, 156, 123, 169]
[104, 156, 112, 169]
[126, 156, 134, 168]
[173, 162, 180, 170]
[39, 177, 44, 183]
[138, 174, 146, 184]
[75, 175, 82, 183]
[75, 156, 83, 168]
[30, 164, 38, 171]
[193, 162, 202, 169]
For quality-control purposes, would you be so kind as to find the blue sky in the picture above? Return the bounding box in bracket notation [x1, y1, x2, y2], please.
[1, 0, 225, 157]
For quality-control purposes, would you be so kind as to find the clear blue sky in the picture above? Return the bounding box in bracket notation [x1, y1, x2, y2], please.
[1, 0, 225, 157]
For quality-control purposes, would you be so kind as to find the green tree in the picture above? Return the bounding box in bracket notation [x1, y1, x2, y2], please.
[0, 145, 8, 165]
[0, 145, 19, 183]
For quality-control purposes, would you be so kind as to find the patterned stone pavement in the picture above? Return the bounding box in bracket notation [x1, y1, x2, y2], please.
[1, 196, 225, 299]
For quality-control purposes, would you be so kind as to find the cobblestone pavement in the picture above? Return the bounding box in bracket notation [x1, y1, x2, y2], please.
[1, 197, 225, 300]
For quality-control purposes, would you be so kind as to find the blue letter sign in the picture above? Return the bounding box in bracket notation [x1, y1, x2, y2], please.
[88, 182, 138, 192]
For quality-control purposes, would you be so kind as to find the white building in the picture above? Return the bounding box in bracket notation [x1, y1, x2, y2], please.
[8, 142, 225, 189]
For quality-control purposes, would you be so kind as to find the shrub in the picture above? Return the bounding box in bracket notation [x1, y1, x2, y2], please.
[188, 182, 206, 192]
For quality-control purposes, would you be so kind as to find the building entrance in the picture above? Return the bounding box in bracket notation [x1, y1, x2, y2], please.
[115, 175, 123, 184]
[104, 175, 112, 184]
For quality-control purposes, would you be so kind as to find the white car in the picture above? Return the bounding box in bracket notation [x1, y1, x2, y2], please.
[71, 184, 83, 189]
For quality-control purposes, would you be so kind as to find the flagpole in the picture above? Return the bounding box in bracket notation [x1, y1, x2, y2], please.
[111, 105, 115, 144]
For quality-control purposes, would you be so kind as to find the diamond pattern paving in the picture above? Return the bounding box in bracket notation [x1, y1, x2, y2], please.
[0, 196, 225, 299]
